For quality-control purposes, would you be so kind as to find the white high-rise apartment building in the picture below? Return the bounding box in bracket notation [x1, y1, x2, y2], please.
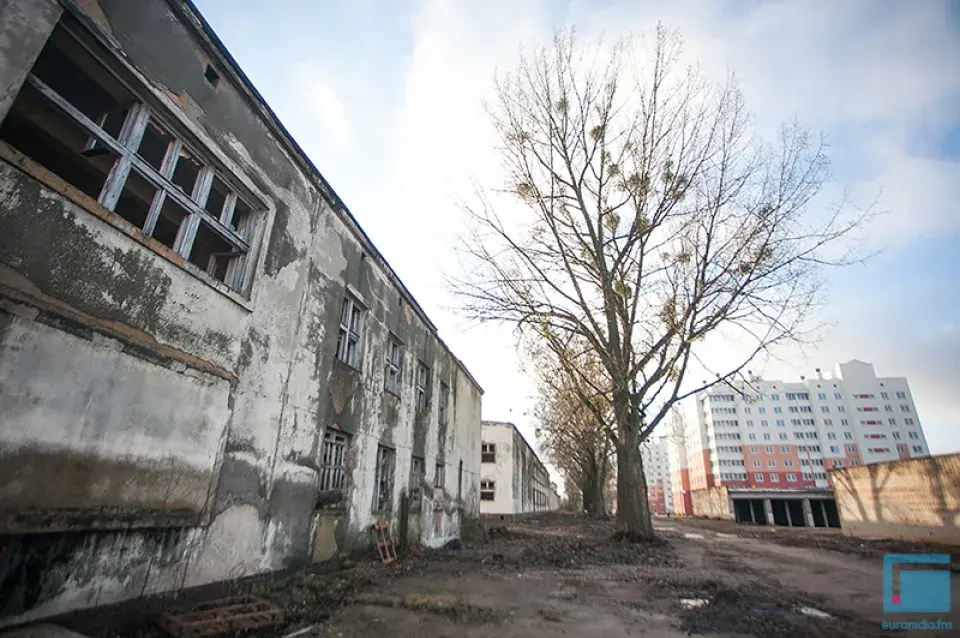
[641, 436, 673, 514]
[672, 360, 929, 498]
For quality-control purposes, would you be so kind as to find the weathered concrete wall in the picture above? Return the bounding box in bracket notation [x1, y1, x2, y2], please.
[0, 302, 231, 533]
[0, 0, 61, 121]
[478, 421, 515, 516]
[0, 0, 482, 625]
[691, 486, 733, 520]
[830, 454, 960, 544]
[479, 421, 555, 517]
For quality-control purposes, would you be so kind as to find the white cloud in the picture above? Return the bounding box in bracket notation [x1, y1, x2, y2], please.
[321, 0, 960, 464]
[289, 63, 354, 148]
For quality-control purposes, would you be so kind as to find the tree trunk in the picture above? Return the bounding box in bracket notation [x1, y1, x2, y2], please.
[582, 466, 606, 516]
[616, 441, 654, 538]
[613, 391, 655, 539]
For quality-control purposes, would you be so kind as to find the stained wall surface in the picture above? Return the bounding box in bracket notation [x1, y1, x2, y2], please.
[0, 0, 482, 624]
[830, 454, 960, 544]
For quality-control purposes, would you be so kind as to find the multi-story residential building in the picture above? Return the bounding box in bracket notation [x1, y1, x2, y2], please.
[641, 436, 673, 514]
[0, 0, 482, 626]
[479, 421, 559, 518]
[670, 360, 929, 523]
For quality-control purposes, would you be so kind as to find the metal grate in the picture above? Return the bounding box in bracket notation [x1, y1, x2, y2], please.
[157, 595, 284, 637]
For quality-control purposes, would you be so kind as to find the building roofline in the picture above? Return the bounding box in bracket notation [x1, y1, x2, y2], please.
[58, 0, 482, 394]
[481, 420, 551, 475]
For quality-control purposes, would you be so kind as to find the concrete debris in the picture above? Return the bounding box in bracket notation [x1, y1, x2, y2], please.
[680, 598, 710, 609]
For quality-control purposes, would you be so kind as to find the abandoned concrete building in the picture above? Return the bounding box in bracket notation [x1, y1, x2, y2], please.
[0, 0, 483, 626]
[479, 421, 560, 519]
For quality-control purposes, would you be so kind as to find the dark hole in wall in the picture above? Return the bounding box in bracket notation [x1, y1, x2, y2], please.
[170, 147, 201, 196]
[114, 168, 157, 230]
[204, 174, 228, 219]
[189, 221, 239, 285]
[136, 119, 173, 172]
[203, 65, 220, 87]
[0, 84, 115, 202]
[153, 196, 187, 249]
[31, 27, 133, 125]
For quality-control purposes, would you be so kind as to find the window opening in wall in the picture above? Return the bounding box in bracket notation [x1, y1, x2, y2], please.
[204, 64, 220, 87]
[136, 118, 172, 171]
[434, 462, 445, 489]
[410, 455, 425, 501]
[374, 445, 395, 511]
[481, 442, 496, 463]
[415, 362, 430, 412]
[0, 24, 257, 294]
[438, 381, 449, 425]
[337, 296, 364, 367]
[480, 480, 495, 501]
[319, 429, 349, 501]
[384, 337, 403, 395]
[203, 173, 229, 218]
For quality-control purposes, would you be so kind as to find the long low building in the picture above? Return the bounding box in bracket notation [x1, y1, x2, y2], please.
[479, 421, 560, 518]
[0, 0, 481, 626]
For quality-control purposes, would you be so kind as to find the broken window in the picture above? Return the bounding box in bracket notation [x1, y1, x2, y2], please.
[337, 296, 364, 368]
[480, 480, 495, 501]
[374, 445, 395, 512]
[481, 443, 496, 463]
[434, 462, 445, 489]
[438, 381, 449, 425]
[319, 429, 350, 502]
[409, 455, 425, 501]
[0, 24, 257, 293]
[384, 336, 403, 395]
[415, 362, 430, 413]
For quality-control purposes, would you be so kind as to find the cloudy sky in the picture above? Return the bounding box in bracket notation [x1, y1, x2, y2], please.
[193, 0, 960, 465]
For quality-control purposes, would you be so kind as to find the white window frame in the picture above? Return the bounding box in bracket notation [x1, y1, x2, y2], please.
[480, 479, 495, 501]
[481, 442, 496, 463]
[415, 361, 430, 413]
[15, 31, 257, 293]
[438, 381, 449, 425]
[319, 429, 350, 496]
[374, 445, 396, 511]
[337, 296, 364, 367]
[384, 336, 403, 395]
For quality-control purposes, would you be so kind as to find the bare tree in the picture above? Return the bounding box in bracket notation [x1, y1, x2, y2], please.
[532, 341, 614, 516]
[454, 26, 872, 538]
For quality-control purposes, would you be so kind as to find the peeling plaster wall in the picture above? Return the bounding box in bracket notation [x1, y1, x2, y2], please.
[479, 422, 555, 517]
[0, 0, 482, 624]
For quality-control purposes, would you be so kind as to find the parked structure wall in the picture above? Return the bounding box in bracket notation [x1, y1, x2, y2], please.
[0, 0, 481, 625]
[830, 454, 960, 544]
[691, 486, 733, 520]
[479, 421, 557, 517]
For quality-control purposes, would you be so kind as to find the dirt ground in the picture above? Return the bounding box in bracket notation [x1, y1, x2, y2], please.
[69, 512, 958, 637]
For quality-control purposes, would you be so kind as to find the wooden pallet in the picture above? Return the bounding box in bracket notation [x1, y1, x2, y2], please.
[157, 595, 284, 637]
[372, 522, 398, 564]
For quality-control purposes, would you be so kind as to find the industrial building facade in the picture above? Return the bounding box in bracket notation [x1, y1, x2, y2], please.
[669, 360, 929, 523]
[479, 421, 560, 518]
[0, 0, 481, 625]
